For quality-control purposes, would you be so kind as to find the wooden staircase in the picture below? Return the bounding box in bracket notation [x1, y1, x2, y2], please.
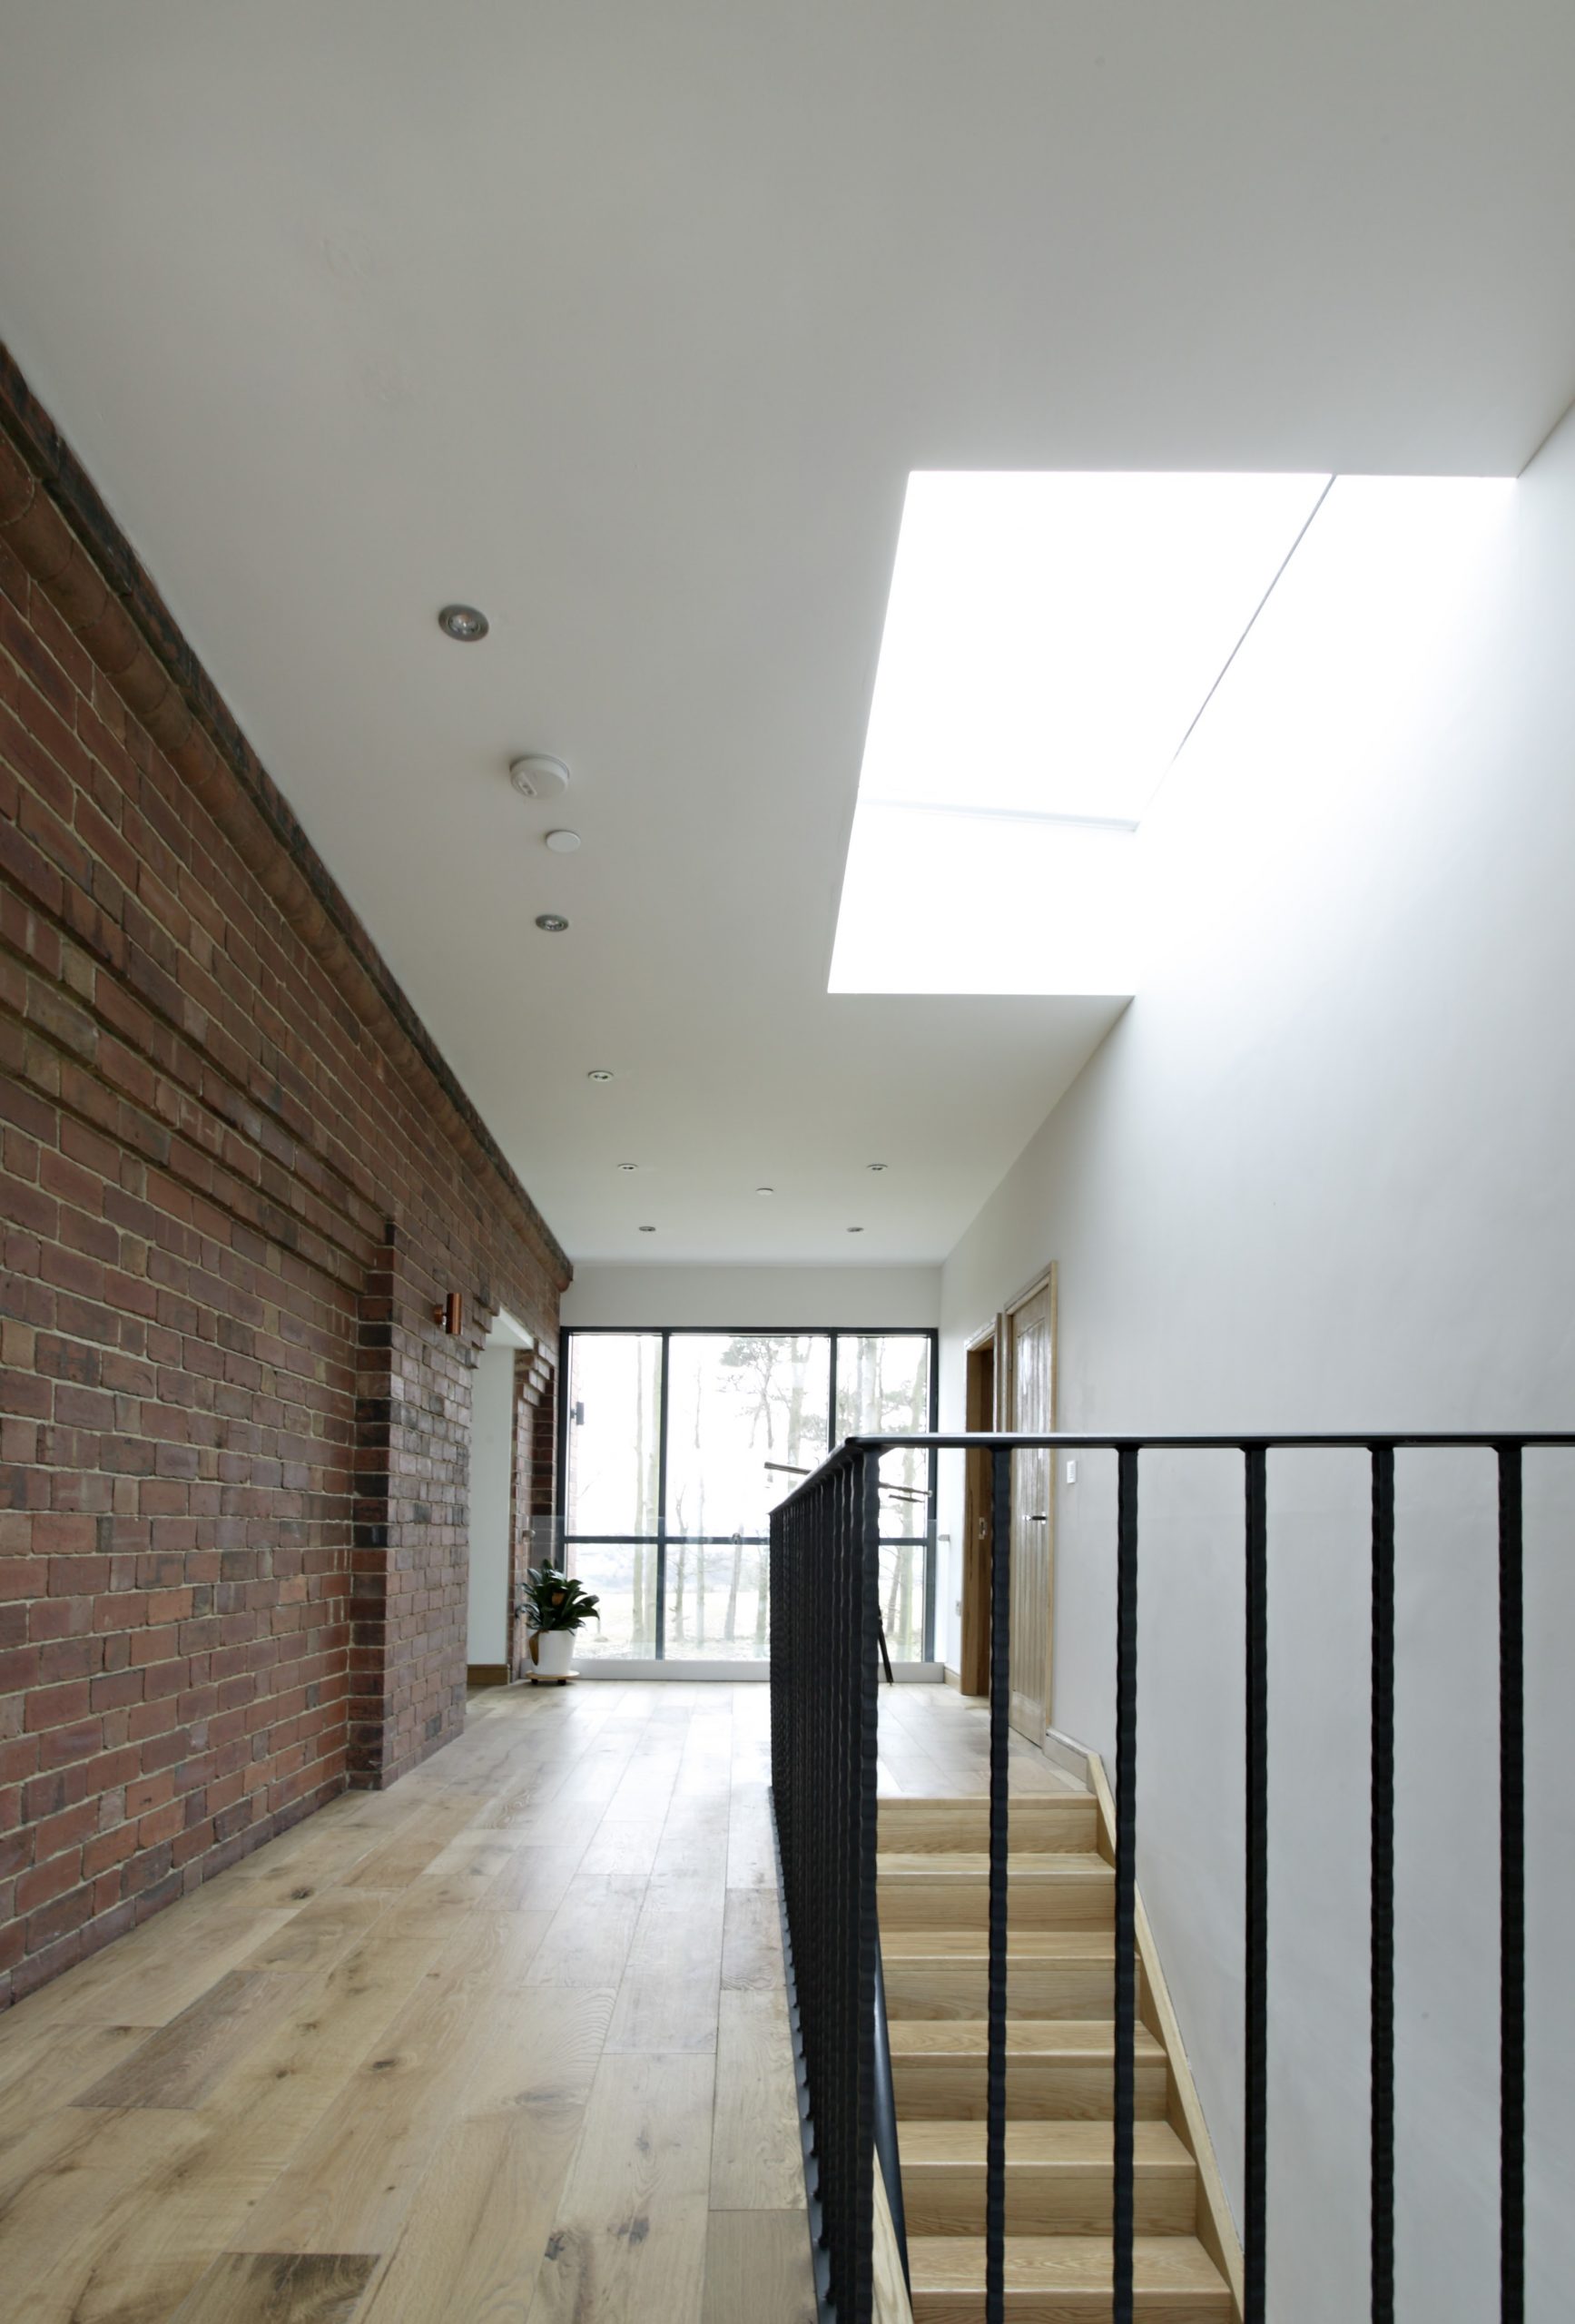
[878, 1793, 1240, 2322]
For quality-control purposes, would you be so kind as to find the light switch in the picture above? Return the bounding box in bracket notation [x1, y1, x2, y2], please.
[1066, 1459, 1078, 1484]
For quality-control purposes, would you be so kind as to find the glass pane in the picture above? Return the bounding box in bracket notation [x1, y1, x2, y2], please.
[565, 1334, 662, 1538]
[664, 1537, 772, 1659]
[566, 1541, 658, 1659]
[665, 1334, 832, 1540]
[836, 1333, 932, 1539]
[878, 1540, 927, 1662]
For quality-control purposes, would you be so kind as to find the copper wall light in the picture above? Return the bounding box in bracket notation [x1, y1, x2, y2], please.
[434, 1293, 463, 1334]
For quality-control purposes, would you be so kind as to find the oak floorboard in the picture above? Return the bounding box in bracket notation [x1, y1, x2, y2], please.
[0, 2107, 209, 2322]
[23, 1901, 479, 2316]
[486, 1840, 593, 1914]
[0, 2020, 155, 2142]
[709, 1989, 803, 2211]
[605, 1968, 722, 2054]
[525, 1872, 648, 1988]
[650, 1798, 732, 1885]
[170, 2250, 378, 2323]
[702, 2211, 817, 2324]
[235, 1891, 391, 1976]
[724, 1779, 778, 1887]
[357, 1986, 613, 2322]
[0, 1900, 300, 2036]
[232, 1915, 521, 2257]
[722, 1885, 785, 1990]
[72, 1970, 305, 2111]
[526, 2050, 715, 2324]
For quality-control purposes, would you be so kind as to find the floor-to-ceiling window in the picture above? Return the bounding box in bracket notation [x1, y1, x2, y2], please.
[559, 1327, 938, 1663]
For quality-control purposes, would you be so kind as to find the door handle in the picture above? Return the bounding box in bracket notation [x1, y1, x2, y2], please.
[1028, 1512, 1048, 1522]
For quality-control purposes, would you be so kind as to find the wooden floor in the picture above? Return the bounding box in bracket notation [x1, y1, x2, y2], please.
[0, 1679, 1076, 2323]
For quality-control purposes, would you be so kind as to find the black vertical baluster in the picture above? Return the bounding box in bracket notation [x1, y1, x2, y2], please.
[655, 1331, 670, 1662]
[1499, 1444, 1525, 2324]
[858, 1448, 882, 2323]
[1113, 1445, 1140, 2324]
[1370, 1445, 1395, 2324]
[987, 1445, 1012, 2324]
[1244, 1445, 1269, 2323]
[833, 1462, 846, 2299]
[832, 1467, 842, 2294]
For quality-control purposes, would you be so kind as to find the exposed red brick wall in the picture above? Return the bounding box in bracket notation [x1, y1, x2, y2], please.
[0, 351, 569, 2004]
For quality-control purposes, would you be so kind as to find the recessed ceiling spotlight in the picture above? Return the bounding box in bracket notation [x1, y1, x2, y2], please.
[535, 913, 569, 933]
[438, 604, 488, 642]
[545, 830, 581, 854]
[617, 1162, 638, 1172]
[639, 1224, 656, 1234]
[510, 755, 571, 800]
[756, 1186, 774, 1196]
[847, 1226, 865, 1234]
[586, 1068, 614, 1081]
[866, 1162, 888, 1173]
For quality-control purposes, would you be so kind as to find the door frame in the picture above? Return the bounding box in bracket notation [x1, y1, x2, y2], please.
[960, 1317, 1004, 1696]
[1003, 1264, 1058, 1735]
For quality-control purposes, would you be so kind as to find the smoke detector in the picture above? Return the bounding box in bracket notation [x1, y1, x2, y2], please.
[510, 755, 571, 802]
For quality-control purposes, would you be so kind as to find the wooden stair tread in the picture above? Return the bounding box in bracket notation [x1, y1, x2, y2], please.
[891, 2019, 1164, 2059]
[879, 1853, 1112, 1881]
[910, 2235, 1228, 2287]
[899, 2122, 1191, 2169]
[880, 1796, 1092, 1812]
[883, 1930, 1115, 1960]
[908, 2234, 1231, 2315]
[880, 1799, 1097, 1856]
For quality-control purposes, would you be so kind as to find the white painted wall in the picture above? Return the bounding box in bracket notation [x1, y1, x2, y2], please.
[562, 1262, 940, 1329]
[937, 443, 1575, 2319]
[467, 1345, 517, 1663]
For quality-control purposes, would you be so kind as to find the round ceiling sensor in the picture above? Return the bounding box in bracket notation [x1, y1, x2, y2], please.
[586, 1068, 614, 1082]
[639, 1225, 656, 1234]
[438, 604, 488, 642]
[535, 913, 569, 934]
[545, 829, 581, 853]
[847, 1225, 864, 1234]
[867, 1162, 889, 1173]
[510, 754, 571, 801]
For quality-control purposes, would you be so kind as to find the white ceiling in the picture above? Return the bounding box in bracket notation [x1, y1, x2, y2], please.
[1, 4, 1572, 1262]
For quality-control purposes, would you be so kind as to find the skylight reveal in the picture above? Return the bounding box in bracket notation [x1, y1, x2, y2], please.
[829, 470, 1331, 995]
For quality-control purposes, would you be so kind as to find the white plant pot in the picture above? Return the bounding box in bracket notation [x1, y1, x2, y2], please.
[534, 1629, 576, 1679]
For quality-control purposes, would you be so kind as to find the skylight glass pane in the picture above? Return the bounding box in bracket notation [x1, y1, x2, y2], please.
[858, 469, 1331, 826]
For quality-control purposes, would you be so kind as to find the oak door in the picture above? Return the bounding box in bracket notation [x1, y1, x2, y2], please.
[1007, 1275, 1056, 1742]
[960, 1324, 1000, 1698]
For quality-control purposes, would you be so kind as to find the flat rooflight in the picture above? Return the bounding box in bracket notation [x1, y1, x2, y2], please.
[830, 469, 1511, 998]
[858, 469, 1331, 828]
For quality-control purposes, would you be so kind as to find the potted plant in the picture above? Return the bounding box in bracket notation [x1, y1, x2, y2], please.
[519, 1562, 600, 1679]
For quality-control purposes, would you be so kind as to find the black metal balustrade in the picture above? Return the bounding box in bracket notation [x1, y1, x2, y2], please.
[769, 1432, 1566, 2324]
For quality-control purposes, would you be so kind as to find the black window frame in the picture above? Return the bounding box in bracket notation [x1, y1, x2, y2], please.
[556, 1324, 941, 1662]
